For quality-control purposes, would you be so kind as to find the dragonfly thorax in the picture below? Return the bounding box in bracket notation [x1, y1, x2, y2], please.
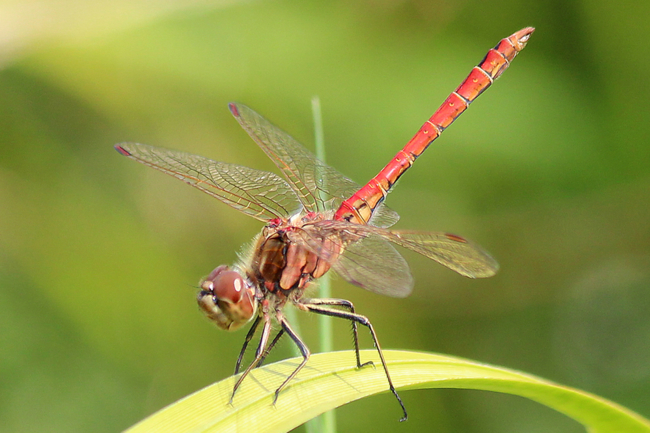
[250, 215, 338, 296]
[197, 265, 257, 331]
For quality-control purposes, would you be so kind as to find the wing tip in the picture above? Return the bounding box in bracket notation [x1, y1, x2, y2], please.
[466, 261, 500, 279]
[395, 287, 413, 299]
[228, 102, 240, 118]
[114, 144, 131, 157]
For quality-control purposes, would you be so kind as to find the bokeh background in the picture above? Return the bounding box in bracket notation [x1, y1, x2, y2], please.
[1, 0, 649, 432]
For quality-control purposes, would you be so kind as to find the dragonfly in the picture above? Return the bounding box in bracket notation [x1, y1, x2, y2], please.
[115, 27, 533, 422]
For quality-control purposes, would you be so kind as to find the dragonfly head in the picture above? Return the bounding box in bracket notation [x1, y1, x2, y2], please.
[198, 265, 257, 331]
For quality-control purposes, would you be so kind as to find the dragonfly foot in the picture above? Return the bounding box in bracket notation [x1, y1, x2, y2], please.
[272, 389, 281, 406]
[393, 388, 408, 422]
[228, 389, 237, 406]
[358, 360, 375, 369]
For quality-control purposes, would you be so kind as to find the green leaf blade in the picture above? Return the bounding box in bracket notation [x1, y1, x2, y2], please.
[126, 350, 650, 433]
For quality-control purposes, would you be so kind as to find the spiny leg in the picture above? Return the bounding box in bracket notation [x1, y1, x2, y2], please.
[301, 297, 369, 369]
[235, 315, 261, 374]
[257, 329, 285, 368]
[230, 314, 272, 404]
[299, 300, 408, 422]
[272, 312, 310, 405]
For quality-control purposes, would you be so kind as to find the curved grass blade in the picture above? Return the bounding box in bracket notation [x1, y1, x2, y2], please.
[126, 350, 650, 433]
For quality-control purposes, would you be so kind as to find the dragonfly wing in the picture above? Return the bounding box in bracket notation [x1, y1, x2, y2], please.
[333, 235, 413, 298]
[310, 220, 499, 279]
[228, 103, 400, 227]
[291, 223, 413, 298]
[115, 142, 301, 222]
[229, 103, 353, 212]
[368, 202, 400, 228]
[387, 230, 499, 278]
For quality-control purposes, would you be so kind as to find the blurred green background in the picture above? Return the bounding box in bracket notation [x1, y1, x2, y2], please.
[1, 0, 649, 432]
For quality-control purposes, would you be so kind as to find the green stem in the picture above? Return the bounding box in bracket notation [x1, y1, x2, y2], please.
[305, 96, 336, 433]
[311, 96, 333, 353]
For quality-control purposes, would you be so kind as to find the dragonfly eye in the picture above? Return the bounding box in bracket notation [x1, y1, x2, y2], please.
[197, 266, 257, 331]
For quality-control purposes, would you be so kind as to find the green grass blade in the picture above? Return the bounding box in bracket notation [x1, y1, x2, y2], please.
[125, 350, 650, 433]
[309, 95, 336, 433]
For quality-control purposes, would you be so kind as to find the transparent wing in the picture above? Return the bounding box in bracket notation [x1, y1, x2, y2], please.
[385, 230, 499, 278]
[333, 236, 414, 298]
[305, 220, 498, 281]
[115, 142, 302, 222]
[288, 225, 413, 298]
[367, 201, 400, 228]
[228, 103, 400, 227]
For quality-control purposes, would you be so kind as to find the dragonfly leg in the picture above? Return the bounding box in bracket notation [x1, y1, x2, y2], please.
[298, 300, 408, 422]
[300, 297, 368, 369]
[257, 329, 285, 368]
[235, 315, 261, 374]
[272, 313, 310, 405]
[230, 313, 272, 404]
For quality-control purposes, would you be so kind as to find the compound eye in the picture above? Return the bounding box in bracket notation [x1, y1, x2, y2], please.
[213, 270, 246, 304]
[201, 267, 245, 304]
[197, 266, 256, 331]
[201, 265, 229, 291]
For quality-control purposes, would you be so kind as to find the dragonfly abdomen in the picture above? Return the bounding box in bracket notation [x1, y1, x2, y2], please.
[334, 27, 534, 225]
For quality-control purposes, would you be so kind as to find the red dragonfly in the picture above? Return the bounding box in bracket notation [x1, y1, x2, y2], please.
[115, 27, 533, 421]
